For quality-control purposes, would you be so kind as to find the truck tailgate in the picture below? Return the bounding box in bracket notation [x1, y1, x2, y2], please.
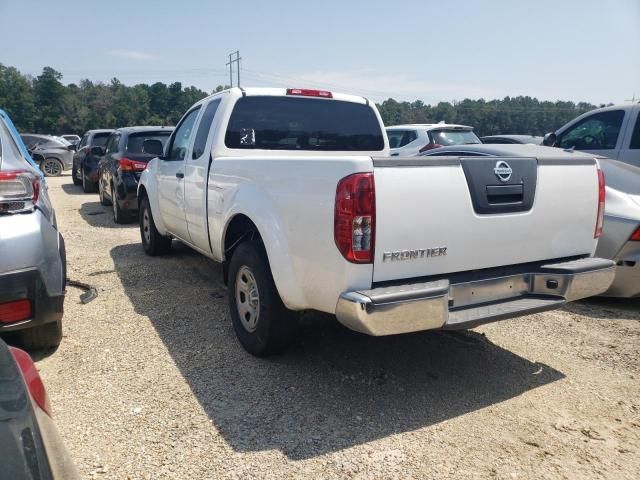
[372, 156, 599, 283]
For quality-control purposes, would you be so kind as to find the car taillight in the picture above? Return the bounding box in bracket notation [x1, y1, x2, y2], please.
[0, 170, 40, 214]
[0, 299, 32, 323]
[334, 173, 375, 263]
[418, 143, 443, 153]
[118, 158, 147, 172]
[630, 226, 640, 241]
[595, 169, 605, 238]
[9, 346, 51, 416]
[286, 88, 333, 98]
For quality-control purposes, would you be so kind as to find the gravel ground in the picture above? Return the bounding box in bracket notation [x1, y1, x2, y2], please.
[29, 174, 640, 479]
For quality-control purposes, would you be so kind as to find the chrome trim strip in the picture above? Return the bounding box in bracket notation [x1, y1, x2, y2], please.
[537, 158, 596, 166]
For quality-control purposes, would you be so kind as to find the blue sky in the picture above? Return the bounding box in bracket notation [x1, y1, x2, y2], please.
[1, 0, 638, 104]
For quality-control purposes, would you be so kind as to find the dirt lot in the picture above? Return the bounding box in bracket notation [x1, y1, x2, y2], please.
[31, 174, 640, 479]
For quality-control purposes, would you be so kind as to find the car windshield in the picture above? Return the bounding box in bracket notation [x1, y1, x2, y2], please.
[126, 132, 171, 154]
[225, 96, 385, 151]
[430, 129, 481, 146]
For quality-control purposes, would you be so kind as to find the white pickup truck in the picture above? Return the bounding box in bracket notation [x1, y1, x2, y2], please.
[138, 87, 616, 356]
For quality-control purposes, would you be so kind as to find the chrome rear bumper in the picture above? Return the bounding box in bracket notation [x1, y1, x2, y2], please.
[335, 258, 616, 336]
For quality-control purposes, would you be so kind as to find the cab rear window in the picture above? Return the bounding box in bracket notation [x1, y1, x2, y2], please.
[225, 96, 384, 151]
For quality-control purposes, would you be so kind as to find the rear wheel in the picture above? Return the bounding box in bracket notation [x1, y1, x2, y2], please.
[98, 176, 111, 205]
[72, 163, 81, 185]
[112, 184, 131, 224]
[139, 196, 171, 255]
[82, 168, 96, 193]
[42, 158, 63, 177]
[228, 240, 297, 356]
[16, 320, 63, 350]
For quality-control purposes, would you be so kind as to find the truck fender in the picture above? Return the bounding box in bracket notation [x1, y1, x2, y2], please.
[137, 160, 168, 236]
[221, 184, 307, 311]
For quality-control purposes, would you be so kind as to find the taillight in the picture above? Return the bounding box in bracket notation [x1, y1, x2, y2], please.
[334, 173, 375, 263]
[9, 346, 51, 416]
[418, 143, 443, 153]
[630, 226, 640, 241]
[286, 88, 333, 98]
[595, 169, 605, 238]
[0, 299, 32, 323]
[118, 158, 147, 172]
[0, 170, 40, 214]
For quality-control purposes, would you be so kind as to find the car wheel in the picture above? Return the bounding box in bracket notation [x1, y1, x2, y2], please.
[42, 158, 63, 177]
[139, 195, 171, 255]
[82, 168, 96, 193]
[16, 320, 63, 350]
[98, 177, 111, 206]
[72, 163, 81, 185]
[228, 240, 298, 356]
[111, 184, 131, 224]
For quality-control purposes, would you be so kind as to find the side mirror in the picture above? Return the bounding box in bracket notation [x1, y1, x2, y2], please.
[543, 132, 557, 147]
[67, 144, 77, 151]
[90, 146, 105, 156]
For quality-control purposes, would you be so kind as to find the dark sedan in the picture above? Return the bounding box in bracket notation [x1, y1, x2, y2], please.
[0, 339, 79, 479]
[72, 129, 113, 192]
[97, 126, 173, 223]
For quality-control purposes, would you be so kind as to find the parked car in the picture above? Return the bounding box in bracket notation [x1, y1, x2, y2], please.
[60, 134, 80, 145]
[19, 134, 75, 177]
[72, 129, 113, 192]
[386, 123, 481, 156]
[97, 126, 173, 224]
[137, 87, 614, 356]
[543, 102, 640, 168]
[0, 339, 79, 479]
[481, 135, 543, 145]
[420, 143, 640, 298]
[1, 110, 66, 349]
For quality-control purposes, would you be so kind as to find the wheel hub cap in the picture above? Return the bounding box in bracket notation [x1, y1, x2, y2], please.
[45, 160, 61, 176]
[235, 266, 260, 332]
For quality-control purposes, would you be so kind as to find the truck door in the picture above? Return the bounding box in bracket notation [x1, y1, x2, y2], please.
[184, 98, 222, 253]
[555, 108, 628, 160]
[617, 105, 640, 168]
[157, 106, 200, 242]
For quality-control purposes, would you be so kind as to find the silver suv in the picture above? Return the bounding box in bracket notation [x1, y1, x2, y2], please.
[0, 110, 66, 349]
[20, 133, 75, 177]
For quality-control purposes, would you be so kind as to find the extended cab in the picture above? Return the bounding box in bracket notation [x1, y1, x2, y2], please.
[137, 87, 616, 356]
[544, 103, 640, 168]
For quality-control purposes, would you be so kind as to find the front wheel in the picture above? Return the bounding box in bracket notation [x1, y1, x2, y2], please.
[139, 196, 171, 255]
[82, 168, 96, 193]
[228, 241, 297, 356]
[42, 158, 63, 177]
[72, 163, 81, 185]
[98, 177, 111, 206]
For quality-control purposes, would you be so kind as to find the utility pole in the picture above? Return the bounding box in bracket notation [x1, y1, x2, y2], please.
[225, 50, 241, 88]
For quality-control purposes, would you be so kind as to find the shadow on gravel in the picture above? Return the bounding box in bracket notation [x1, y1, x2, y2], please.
[79, 201, 136, 229]
[565, 297, 640, 321]
[61, 183, 88, 196]
[111, 241, 565, 460]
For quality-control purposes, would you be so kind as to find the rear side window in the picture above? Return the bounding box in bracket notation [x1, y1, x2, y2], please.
[91, 133, 110, 147]
[386, 130, 417, 149]
[225, 96, 384, 151]
[630, 113, 640, 149]
[126, 132, 171, 155]
[192, 99, 221, 159]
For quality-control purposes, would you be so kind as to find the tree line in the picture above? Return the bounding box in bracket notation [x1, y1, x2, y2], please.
[1, 64, 599, 137]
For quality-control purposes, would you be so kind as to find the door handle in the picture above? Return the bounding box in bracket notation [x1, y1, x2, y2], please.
[176, 172, 184, 179]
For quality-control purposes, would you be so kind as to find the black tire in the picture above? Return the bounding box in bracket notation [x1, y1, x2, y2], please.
[111, 184, 131, 224]
[72, 163, 81, 185]
[139, 195, 171, 255]
[98, 177, 111, 206]
[16, 320, 63, 350]
[82, 168, 96, 193]
[228, 240, 297, 356]
[42, 158, 63, 177]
